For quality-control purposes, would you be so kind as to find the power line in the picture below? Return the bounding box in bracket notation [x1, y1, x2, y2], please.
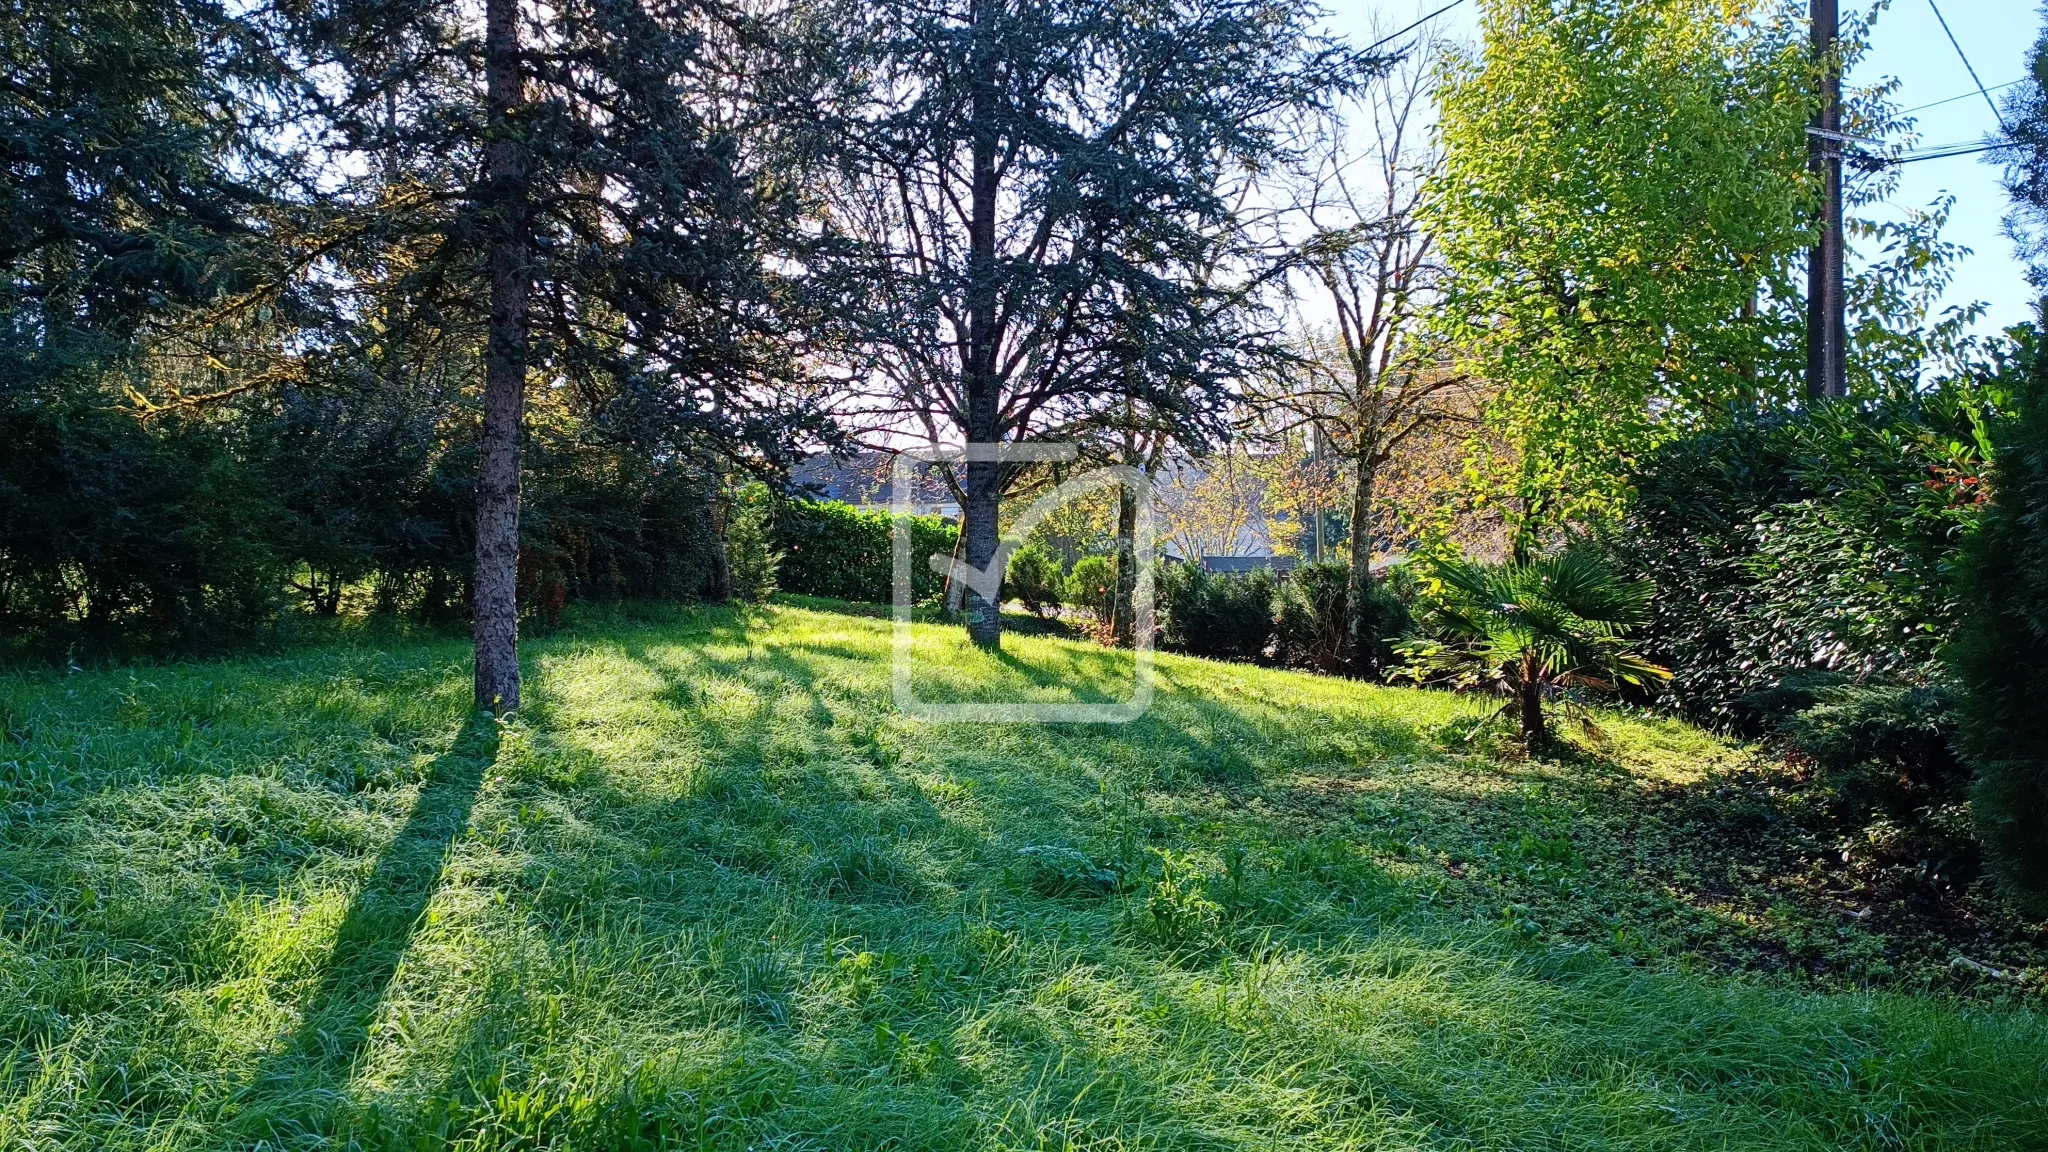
[1848, 138, 2008, 168]
[1900, 78, 2021, 115]
[1358, 0, 1470, 59]
[1925, 0, 2011, 134]
[1892, 140, 2006, 164]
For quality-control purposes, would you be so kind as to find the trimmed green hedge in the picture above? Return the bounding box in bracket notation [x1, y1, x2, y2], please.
[772, 498, 957, 605]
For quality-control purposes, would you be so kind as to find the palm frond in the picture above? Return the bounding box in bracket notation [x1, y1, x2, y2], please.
[1396, 548, 1665, 704]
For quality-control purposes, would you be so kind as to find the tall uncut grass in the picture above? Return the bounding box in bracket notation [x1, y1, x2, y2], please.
[0, 603, 2042, 1150]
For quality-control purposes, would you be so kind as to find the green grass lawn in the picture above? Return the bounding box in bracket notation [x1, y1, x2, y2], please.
[1, 602, 2044, 1150]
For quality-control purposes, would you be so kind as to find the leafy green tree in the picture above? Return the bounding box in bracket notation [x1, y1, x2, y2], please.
[825, 0, 1369, 649]
[1950, 321, 2048, 913]
[1427, 1, 1984, 555]
[1396, 550, 1668, 746]
[1425, 0, 1817, 553]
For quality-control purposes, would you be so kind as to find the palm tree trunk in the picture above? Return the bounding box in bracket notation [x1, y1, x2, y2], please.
[1517, 653, 1545, 746]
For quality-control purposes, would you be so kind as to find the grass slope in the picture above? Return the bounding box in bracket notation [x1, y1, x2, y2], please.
[0, 603, 2043, 1150]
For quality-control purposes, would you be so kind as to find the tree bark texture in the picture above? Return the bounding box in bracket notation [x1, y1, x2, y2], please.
[960, 0, 1002, 650]
[474, 0, 529, 713]
[1343, 451, 1378, 675]
[1111, 481, 1139, 646]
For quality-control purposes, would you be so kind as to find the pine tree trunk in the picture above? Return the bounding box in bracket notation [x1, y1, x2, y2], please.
[961, 472, 1001, 646]
[1343, 451, 1378, 675]
[1111, 481, 1138, 646]
[960, 0, 1002, 650]
[474, 0, 529, 713]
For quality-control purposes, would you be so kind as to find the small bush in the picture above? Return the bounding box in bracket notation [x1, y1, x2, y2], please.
[1270, 561, 1415, 674]
[1067, 554, 1119, 629]
[1775, 681, 1969, 832]
[1005, 542, 1065, 617]
[1272, 561, 1348, 672]
[1158, 563, 1275, 662]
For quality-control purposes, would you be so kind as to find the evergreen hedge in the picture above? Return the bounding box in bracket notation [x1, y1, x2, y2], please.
[772, 498, 957, 605]
[1951, 326, 2048, 912]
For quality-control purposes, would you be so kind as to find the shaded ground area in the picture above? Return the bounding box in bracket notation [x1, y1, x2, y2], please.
[0, 601, 2043, 1150]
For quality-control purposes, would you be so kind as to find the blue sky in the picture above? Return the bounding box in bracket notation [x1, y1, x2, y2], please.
[1324, 0, 2039, 336]
[1861, 0, 2034, 333]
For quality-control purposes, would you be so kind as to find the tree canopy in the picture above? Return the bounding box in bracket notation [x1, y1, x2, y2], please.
[822, 0, 1377, 645]
[1424, 0, 1819, 550]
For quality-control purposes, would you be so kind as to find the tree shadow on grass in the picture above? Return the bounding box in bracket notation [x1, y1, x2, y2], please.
[227, 711, 500, 1138]
[308, 618, 2048, 1151]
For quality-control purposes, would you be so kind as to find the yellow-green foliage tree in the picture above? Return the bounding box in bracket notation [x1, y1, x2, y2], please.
[1425, 0, 1817, 553]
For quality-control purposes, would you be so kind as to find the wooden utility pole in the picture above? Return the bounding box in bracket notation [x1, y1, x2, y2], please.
[1806, 0, 1846, 401]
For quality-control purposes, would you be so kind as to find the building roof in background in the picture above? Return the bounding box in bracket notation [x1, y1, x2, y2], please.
[792, 452, 957, 513]
[1202, 554, 1297, 574]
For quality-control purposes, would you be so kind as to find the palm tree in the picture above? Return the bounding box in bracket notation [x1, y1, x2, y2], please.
[1395, 549, 1669, 745]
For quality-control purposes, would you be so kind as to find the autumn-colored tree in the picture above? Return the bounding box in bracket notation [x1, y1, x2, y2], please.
[1261, 39, 1470, 672]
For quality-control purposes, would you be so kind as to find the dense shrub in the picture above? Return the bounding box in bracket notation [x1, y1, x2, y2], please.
[253, 383, 454, 615]
[1774, 680, 1970, 839]
[261, 387, 722, 624]
[1612, 385, 1998, 728]
[772, 498, 956, 605]
[516, 436, 721, 621]
[1606, 385, 2016, 862]
[1272, 561, 1414, 674]
[1272, 561, 1347, 672]
[0, 381, 725, 654]
[1158, 563, 1274, 662]
[0, 396, 287, 652]
[1950, 323, 2048, 912]
[1005, 541, 1065, 616]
